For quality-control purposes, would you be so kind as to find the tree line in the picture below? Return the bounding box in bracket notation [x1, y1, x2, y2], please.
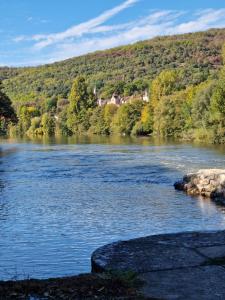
[1, 30, 225, 143]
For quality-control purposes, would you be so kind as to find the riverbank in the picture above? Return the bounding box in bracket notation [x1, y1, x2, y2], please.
[92, 230, 225, 299]
[0, 272, 146, 300]
[2, 230, 225, 299]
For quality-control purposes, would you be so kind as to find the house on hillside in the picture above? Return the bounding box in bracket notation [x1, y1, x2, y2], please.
[97, 93, 122, 107]
[96, 90, 149, 107]
[108, 93, 122, 106]
[142, 90, 149, 102]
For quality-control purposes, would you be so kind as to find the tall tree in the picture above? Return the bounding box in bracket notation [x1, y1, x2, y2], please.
[0, 81, 17, 121]
[150, 70, 179, 109]
[68, 76, 89, 114]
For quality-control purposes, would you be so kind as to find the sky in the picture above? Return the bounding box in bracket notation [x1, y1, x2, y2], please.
[1, 0, 225, 67]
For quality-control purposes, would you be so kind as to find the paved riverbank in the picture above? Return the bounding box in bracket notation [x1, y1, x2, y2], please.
[92, 230, 225, 300]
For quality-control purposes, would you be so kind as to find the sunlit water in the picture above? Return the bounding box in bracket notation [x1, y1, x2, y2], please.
[1, 135, 225, 280]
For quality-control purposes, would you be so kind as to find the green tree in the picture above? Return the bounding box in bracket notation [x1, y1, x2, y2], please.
[112, 100, 143, 135]
[17, 106, 39, 135]
[103, 104, 118, 133]
[131, 104, 154, 136]
[0, 81, 17, 134]
[153, 91, 187, 137]
[41, 113, 55, 136]
[150, 70, 180, 109]
[69, 76, 89, 114]
[88, 107, 108, 135]
[192, 81, 215, 129]
[27, 117, 42, 136]
[44, 97, 57, 112]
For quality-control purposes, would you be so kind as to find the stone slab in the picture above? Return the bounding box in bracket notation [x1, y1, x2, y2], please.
[149, 230, 225, 248]
[92, 239, 206, 273]
[91, 231, 225, 299]
[197, 245, 225, 259]
[139, 266, 225, 300]
[92, 231, 225, 273]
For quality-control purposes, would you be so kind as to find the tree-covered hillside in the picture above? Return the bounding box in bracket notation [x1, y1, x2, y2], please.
[1, 28, 225, 143]
[1, 28, 225, 106]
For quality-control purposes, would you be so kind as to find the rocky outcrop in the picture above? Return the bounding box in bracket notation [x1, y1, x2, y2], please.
[174, 169, 225, 201]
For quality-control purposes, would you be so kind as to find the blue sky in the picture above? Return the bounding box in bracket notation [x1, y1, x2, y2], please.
[1, 0, 225, 66]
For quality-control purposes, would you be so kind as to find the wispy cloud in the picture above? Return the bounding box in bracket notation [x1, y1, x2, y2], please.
[25, 0, 139, 49]
[9, 1, 225, 66]
[27, 16, 33, 22]
[168, 8, 225, 34]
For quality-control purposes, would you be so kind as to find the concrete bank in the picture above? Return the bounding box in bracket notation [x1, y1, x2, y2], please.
[92, 230, 225, 299]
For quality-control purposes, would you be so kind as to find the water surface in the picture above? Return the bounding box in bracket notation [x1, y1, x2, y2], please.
[1, 136, 225, 280]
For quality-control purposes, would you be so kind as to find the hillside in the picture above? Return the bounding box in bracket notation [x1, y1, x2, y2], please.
[1, 28, 225, 105]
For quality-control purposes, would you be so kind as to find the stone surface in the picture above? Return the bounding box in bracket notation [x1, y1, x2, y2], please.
[174, 169, 225, 201]
[197, 245, 225, 259]
[140, 266, 225, 300]
[92, 240, 205, 273]
[91, 230, 225, 299]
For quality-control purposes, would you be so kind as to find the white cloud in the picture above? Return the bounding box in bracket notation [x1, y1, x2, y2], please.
[9, 4, 225, 66]
[13, 35, 27, 42]
[169, 9, 225, 34]
[36, 9, 225, 65]
[29, 0, 139, 49]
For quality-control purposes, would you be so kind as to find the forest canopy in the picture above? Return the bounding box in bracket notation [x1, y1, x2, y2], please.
[1, 28, 225, 143]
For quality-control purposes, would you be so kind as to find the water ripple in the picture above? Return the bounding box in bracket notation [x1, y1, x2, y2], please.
[0, 138, 225, 280]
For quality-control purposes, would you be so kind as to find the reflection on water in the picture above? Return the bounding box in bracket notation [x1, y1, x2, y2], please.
[1, 136, 225, 280]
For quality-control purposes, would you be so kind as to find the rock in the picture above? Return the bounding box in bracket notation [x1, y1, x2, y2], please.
[174, 169, 225, 202]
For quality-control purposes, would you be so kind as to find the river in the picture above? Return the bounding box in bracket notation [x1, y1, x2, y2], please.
[1, 135, 225, 280]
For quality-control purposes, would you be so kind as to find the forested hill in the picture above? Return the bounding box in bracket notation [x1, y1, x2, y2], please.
[1, 28, 225, 105]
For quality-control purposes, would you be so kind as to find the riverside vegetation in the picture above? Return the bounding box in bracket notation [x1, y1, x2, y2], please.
[1, 29, 225, 142]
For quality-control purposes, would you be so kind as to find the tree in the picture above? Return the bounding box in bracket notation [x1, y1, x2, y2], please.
[209, 57, 225, 142]
[140, 104, 154, 133]
[150, 70, 180, 109]
[88, 107, 107, 135]
[153, 91, 187, 137]
[0, 81, 17, 134]
[192, 80, 215, 129]
[104, 104, 118, 133]
[112, 100, 143, 135]
[69, 76, 89, 114]
[41, 113, 55, 136]
[17, 106, 40, 135]
[0, 81, 17, 121]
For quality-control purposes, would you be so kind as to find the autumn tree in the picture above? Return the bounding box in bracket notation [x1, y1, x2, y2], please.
[69, 76, 89, 114]
[150, 70, 180, 109]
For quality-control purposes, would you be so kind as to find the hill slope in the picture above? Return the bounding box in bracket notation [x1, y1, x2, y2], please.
[1, 28, 225, 104]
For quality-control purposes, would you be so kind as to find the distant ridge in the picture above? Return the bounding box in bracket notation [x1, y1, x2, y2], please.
[1, 28, 225, 103]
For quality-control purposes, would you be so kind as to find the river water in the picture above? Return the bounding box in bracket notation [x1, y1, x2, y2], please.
[1, 135, 225, 280]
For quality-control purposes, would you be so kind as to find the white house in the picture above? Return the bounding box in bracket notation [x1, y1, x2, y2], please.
[108, 93, 122, 106]
[143, 90, 149, 102]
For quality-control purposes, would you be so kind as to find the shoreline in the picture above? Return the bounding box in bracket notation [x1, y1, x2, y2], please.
[0, 272, 145, 299]
[2, 230, 225, 299]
